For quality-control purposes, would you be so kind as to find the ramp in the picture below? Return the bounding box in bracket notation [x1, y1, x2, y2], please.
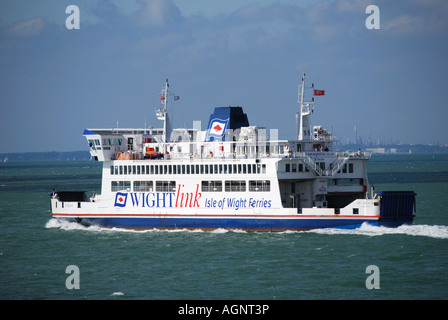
[379, 191, 416, 226]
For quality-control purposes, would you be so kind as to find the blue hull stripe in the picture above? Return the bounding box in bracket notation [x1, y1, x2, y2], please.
[60, 216, 382, 230]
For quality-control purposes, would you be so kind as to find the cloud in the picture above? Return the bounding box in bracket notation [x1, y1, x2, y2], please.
[5, 18, 44, 37]
[137, 0, 182, 27]
[383, 14, 447, 35]
[336, 0, 375, 14]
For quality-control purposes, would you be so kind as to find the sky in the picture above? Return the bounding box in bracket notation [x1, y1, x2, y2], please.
[1, 0, 447, 153]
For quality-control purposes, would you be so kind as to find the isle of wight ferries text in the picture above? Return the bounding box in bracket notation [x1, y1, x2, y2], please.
[114, 184, 272, 210]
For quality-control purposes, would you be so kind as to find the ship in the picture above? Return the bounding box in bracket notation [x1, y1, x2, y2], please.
[50, 74, 416, 231]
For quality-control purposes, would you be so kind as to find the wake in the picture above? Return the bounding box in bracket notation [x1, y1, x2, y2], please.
[308, 222, 448, 239]
[45, 218, 448, 239]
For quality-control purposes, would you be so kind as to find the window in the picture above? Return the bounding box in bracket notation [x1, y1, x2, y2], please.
[156, 181, 176, 192]
[201, 181, 222, 192]
[89, 139, 96, 150]
[134, 181, 153, 192]
[112, 139, 122, 146]
[319, 162, 325, 171]
[285, 164, 290, 172]
[111, 181, 131, 192]
[225, 180, 246, 192]
[249, 180, 270, 192]
[349, 163, 354, 173]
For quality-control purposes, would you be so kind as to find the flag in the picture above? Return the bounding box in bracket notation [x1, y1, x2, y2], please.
[160, 97, 165, 100]
[114, 192, 128, 207]
[313, 90, 325, 96]
[174, 96, 180, 100]
[206, 118, 229, 140]
[210, 120, 226, 136]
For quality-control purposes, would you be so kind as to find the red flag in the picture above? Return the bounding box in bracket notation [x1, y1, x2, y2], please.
[160, 97, 165, 100]
[313, 90, 325, 96]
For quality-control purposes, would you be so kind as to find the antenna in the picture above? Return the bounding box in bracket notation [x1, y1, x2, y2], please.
[155, 78, 179, 146]
[297, 73, 315, 140]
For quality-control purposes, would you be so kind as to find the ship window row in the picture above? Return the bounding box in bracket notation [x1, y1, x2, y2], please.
[339, 163, 354, 174]
[284, 162, 354, 173]
[111, 181, 176, 192]
[327, 178, 363, 186]
[110, 163, 267, 176]
[202, 180, 270, 192]
[89, 138, 122, 151]
[285, 163, 310, 173]
[111, 180, 270, 192]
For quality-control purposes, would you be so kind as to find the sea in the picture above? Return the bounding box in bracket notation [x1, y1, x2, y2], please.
[1, 153, 448, 302]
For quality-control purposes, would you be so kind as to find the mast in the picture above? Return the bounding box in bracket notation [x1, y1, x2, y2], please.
[155, 78, 173, 145]
[297, 73, 314, 140]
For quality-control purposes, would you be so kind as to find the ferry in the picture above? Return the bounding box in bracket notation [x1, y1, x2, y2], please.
[50, 75, 416, 231]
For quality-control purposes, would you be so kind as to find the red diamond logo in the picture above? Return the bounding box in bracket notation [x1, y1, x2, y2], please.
[119, 197, 123, 202]
[213, 124, 222, 132]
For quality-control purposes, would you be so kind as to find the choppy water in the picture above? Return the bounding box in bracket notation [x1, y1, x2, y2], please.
[1, 154, 448, 300]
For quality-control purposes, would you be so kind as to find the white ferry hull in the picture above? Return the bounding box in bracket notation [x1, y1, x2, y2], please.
[50, 189, 415, 231]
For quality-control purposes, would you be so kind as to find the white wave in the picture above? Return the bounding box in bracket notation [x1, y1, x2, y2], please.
[308, 223, 448, 239]
[45, 219, 447, 239]
[45, 218, 102, 231]
[45, 219, 231, 234]
[111, 292, 124, 296]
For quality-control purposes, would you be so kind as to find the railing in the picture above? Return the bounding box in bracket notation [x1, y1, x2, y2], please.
[295, 151, 370, 176]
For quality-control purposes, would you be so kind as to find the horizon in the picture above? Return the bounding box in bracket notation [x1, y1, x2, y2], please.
[1, 140, 447, 158]
[1, 0, 447, 153]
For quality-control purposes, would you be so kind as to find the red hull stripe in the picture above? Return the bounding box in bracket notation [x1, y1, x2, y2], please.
[51, 213, 380, 219]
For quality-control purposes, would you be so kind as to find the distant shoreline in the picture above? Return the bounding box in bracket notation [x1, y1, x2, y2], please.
[0, 151, 91, 162]
[1, 144, 448, 162]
